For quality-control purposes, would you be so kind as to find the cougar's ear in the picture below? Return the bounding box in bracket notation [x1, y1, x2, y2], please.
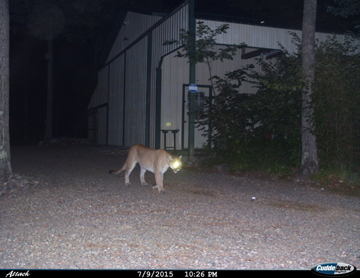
[179, 155, 182, 160]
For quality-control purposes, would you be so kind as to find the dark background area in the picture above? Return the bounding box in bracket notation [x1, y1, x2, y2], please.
[8, 0, 358, 145]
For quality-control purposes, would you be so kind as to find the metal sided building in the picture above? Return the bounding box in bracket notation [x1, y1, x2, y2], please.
[88, 0, 358, 150]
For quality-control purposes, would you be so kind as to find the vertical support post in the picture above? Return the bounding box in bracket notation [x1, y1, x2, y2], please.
[188, 0, 196, 157]
[106, 65, 110, 145]
[155, 57, 163, 150]
[122, 52, 127, 146]
[145, 32, 152, 147]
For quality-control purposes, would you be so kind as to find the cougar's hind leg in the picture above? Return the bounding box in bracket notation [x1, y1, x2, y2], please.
[140, 167, 148, 186]
[124, 162, 136, 186]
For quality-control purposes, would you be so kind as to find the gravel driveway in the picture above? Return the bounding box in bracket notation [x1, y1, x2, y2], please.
[1, 145, 359, 269]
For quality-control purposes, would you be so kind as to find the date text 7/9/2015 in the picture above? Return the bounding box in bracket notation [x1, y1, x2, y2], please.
[137, 271, 218, 278]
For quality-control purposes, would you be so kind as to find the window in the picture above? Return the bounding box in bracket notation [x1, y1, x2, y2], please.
[195, 91, 204, 120]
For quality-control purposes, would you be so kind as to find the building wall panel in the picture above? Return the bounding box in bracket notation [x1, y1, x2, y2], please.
[90, 1, 360, 149]
[124, 37, 148, 146]
[194, 46, 263, 95]
[161, 45, 274, 149]
[160, 55, 188, 149]
[97, 106, 107, 145]
[199, 20, 359, 54]
[88, 66, 109, 109]
[149, 3, 189, 148]
[108, 55, 125, 145]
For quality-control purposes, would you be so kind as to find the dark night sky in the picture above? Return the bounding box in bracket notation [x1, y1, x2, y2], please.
[9, 0, 358, 145]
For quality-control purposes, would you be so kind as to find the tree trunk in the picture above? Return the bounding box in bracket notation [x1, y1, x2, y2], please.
[0, 0, 13, 181]
[300, 0, 319, 177]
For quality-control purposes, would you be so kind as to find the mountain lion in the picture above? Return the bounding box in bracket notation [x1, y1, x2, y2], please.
[109, 144, 182, 194]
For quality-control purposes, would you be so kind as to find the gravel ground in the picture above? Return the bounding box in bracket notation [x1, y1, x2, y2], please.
[1, 145, 359, 269]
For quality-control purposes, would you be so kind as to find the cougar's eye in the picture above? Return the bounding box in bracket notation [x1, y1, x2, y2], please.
[173, 161, 180, 169]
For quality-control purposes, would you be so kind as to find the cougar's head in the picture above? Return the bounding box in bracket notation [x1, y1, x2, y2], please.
[169, 155, 182, 173]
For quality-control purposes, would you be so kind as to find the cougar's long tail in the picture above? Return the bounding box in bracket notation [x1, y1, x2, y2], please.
[109, 163, 126, 175]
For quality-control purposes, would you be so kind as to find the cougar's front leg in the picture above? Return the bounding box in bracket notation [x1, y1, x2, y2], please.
[154, 172, 165, 194]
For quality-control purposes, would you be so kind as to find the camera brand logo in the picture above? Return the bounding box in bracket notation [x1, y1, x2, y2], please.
[312, 262, 357, 276]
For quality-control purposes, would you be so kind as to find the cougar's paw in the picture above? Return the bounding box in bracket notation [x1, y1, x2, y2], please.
[159, 189, 166, 194]
[125, 182, 131, 186]
[141, 182, 148, 187]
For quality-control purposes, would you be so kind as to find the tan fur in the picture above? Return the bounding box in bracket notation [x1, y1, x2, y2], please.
[109, 144, 182, 194]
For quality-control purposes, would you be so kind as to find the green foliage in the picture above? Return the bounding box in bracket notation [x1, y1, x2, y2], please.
[164, 21, 245, 91]
[246, 41, 303, 165]
[208, 33, 360, 174]
[230, 138, 295, 175]
[311, 164, 360, 196]
[327, 0, 360, 33]
[198, 41, 303, 170]
[167, 22, 360, 175]
[164, 21, 245, 64]
[201, 33, 360, 173]
[197, 66, 254, 157]
[312, 35, 360, 168]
